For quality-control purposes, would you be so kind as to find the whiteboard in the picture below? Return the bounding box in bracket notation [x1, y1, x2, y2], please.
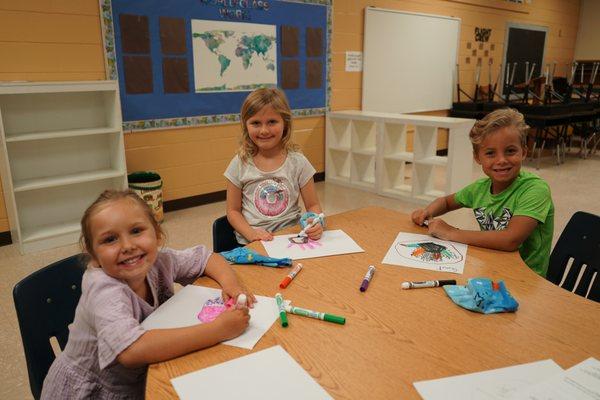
[362, 7, 460, 113]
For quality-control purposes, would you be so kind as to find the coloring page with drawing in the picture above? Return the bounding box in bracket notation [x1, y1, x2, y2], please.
[382, 232, 468, 274]
[261, 229, 364, 260]
[141, 285, 279, 349]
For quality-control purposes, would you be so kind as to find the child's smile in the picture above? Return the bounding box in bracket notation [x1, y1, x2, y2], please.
[246, 105, 284, 153]
[89, 198, 160, 286]
[474, 126, 527, 194]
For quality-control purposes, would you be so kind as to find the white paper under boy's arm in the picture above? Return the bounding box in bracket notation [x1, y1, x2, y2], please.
[413, 359, 563, 400]
[512, 358, 600, 400]
[381, 232, 467, 274]
[261, 229, 364, 260]
[171, 346, 333, 400]
[141, 285, 279, 350]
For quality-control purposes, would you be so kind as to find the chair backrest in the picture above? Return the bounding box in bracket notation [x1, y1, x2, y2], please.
[13, 254, 86, 400]
[547, 211, 600, 302]
[212, 215, 239, 253]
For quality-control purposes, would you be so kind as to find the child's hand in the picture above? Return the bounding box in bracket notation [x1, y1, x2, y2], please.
[305, 218, 323, 240]
[250, 228, 273, 242]
[411, 208, 430, 226]
[214, 307, 250, 341]
[427, 219, 457, 240]
[222, 285, 257, 308]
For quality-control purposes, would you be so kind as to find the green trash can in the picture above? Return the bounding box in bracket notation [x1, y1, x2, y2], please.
[128, 171, 164, 223]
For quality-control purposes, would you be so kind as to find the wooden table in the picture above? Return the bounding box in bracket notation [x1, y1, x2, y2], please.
[146, 207, 600, 399]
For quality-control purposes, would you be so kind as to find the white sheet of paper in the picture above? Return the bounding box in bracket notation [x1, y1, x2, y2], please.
[171, 345, 333, 400]
[382, 232, 468, 274]
[513, 358, 600, 400]
[414, 359, 563, 400]
[345, 51, 363, 71]
[261, 229, 364, 260]
[141, 285, 279, 350]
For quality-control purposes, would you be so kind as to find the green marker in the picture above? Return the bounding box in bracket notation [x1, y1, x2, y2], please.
[275, 293, 288, 327]
[284, 305, 346, 325]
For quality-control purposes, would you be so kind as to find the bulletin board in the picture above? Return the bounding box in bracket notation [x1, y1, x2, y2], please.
[100, 0, 330, 131]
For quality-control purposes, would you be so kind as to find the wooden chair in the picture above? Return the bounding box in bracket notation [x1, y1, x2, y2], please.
[13, 254, 86, 399]
[546, 211, 600, 302]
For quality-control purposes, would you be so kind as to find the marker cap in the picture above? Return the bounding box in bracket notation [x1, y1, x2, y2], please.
[401, 282, 410, 290]
[280, 313, 289, 327]
[360, 280, 370, 292]
[324, 314, 346, 325]
[279, 276, 292, 289]
[236, 294, 247, 306]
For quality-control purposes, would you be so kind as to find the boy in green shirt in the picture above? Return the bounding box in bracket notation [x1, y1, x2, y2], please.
[411, 108, 554, 276]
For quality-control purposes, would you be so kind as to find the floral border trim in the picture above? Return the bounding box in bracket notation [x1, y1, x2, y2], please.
[122, 107, 326, 132]
[100, 0, 118, 81]
[100, 0, 331, 131]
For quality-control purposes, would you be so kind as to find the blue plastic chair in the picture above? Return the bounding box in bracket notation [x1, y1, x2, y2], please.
[212, 215, 240, 253]
[546, 211, 600, 302]
[13, 254, 87, 399]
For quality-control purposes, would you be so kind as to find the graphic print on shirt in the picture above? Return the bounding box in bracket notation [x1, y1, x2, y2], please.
[254, 178, 290, 217]
[473, 207, 513, 230]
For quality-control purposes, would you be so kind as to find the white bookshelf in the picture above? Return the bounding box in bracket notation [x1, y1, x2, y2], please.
[0, 81, 128, 253]
[326, 111, 475, 204]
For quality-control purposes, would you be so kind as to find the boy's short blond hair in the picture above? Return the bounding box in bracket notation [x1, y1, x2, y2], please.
[469, 108, 529, 152]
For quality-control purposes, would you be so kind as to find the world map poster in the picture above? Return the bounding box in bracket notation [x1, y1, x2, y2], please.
[191, 19, 277, 92]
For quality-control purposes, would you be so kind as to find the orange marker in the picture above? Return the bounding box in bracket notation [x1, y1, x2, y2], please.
[279, 263, 303, 289]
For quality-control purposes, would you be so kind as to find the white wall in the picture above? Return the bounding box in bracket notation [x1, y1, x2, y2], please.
[574, 0, 600, 59]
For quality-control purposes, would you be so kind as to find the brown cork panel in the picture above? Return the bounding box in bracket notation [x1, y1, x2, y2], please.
[281, 59, 299, 89]
[306, 27, 323, 57]
[162, 57, 189, 93]
[281, 25, 299, 57]
[160, 17, 186, 55]
[467, 42, 472, 49]
[124, 55, 153, 94]
[120, 14, 150, 54]
[306, 59, 322, 89]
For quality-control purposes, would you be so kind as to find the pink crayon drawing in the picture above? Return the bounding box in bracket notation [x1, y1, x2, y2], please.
[197, 296, 235, 323]
[287, 238, 323, 250]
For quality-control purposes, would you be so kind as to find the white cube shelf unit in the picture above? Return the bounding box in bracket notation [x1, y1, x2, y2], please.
[326, 110, 475, 204]
[0, 81, 128, 253]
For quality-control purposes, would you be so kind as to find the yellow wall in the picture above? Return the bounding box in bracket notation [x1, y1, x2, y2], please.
[574, 0, 600, 59]
[0, 0, 580, 234]
[332, 0, 580, 110]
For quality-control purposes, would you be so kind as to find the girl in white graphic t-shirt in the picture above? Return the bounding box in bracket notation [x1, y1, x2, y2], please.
[224, 88, 324, 244]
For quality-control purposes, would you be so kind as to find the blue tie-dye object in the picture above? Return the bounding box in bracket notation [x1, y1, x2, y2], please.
[443, 278, 519, 314]
[220, 247, 292, 267]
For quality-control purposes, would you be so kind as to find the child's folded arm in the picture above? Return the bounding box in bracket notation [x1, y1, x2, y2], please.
[412, 194, 462, 225]
[116, 309, 249, 368]
[203, 253, 256, 306]
[432, 215, 538, 251]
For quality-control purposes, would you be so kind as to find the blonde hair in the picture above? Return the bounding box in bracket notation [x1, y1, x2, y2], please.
[80, 189, 165, 261]
[469, 108, 529, 152]
[238, 87, 298, 161]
